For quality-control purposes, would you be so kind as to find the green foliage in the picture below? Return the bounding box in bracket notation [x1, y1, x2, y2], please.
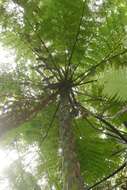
[0, 0, 127, 189]
[98, 67, 127, 102]
[1, 103, 61, 189]
[74, 119, 122, 185]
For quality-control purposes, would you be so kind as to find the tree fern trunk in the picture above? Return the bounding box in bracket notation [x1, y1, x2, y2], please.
[59, 91, 84, 190]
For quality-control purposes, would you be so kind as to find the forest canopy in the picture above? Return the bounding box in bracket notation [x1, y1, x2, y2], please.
[0, 0, 127, 189]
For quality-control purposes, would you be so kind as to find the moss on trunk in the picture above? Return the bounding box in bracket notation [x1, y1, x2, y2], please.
[59, 91, 84, 190]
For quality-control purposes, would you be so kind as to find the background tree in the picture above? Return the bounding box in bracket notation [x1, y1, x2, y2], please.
[0, 0, 127, 189]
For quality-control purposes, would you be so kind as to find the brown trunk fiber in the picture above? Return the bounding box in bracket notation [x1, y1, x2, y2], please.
[59, 91, 84, 190]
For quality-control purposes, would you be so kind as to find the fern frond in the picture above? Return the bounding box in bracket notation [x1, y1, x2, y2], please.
[74, 119, 122, 185]
[98, 66, 127, 102]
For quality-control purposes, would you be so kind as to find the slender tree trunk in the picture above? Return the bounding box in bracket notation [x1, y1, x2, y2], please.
[59, 91, 84, 190]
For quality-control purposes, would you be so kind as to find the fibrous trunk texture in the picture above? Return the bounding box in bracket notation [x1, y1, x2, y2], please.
[59, 91, 84, 190]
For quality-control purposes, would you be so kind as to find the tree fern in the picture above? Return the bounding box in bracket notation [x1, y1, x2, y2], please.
[0, 0, 127, 189]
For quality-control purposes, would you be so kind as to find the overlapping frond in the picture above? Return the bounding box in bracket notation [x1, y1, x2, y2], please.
[98, 67, 127, 102]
